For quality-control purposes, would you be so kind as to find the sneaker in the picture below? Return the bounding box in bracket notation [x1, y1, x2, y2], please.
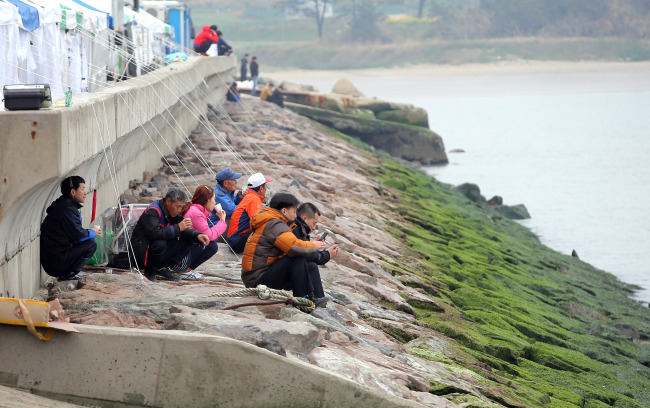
[312, 297, 328, 308]
[58, 273, 80, 282]
[144, 270, 157, 282]
[155, 267, 181, 282]
[180, 270, 204, 280]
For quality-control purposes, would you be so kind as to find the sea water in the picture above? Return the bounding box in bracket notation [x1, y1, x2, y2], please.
[289, 66, 650, 303]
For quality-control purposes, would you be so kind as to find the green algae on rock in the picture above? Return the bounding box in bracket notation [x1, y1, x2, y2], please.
[286, 102, 448, 165]
[318, 125, 650, 407]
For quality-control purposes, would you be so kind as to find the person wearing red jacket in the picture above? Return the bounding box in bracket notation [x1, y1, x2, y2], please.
[194, 25, 219, 54]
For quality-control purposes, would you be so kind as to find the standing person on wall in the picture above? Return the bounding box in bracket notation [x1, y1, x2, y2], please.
[240, 54, 249, 81]
[40, 176, 101, 281]
[250, 56, 259, 96]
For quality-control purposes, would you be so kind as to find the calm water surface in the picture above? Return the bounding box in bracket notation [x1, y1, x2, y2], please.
[291, 67, 650, 303]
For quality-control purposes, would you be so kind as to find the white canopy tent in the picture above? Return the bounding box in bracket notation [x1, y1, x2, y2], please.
[0, 0, 175, 106]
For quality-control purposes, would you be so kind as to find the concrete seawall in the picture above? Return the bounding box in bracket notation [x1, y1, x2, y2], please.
[0, 55, 237, 299]
[0, 324, 421, 408]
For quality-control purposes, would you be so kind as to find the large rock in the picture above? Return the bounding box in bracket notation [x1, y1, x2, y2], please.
[164, 306, 321, 356]
[493, 203, 531, 219]
[332, 78, 364, 97]
[286, 102, 448, 165]
[322, 94, 346, 113]
[454, 183, 486, 204]
[376, 108, 430, 129]
[280, 80, 319, 93]
[354, 97, 393, 113]
[354, 98, 414, 113]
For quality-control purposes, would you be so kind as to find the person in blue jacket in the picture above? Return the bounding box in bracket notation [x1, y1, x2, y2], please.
[216, 31, 233, 56]
[40, 176, 101, 281]
[209, 167, 244, 226]
[226, 82, 241, 102]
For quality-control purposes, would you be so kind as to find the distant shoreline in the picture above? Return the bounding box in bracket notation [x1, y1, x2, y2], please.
[267, 60, 650, 81]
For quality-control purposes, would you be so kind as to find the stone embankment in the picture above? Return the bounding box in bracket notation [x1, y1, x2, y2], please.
[40, 98, 471, 407]
[22, 96, 650, 407]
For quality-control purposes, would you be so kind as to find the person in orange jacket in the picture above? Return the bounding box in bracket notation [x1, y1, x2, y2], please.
[226, 172, 272, 253]
[241, 193, 328, 307]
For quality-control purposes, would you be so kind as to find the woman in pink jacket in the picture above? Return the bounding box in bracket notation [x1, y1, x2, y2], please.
[181, 184, 227, 273]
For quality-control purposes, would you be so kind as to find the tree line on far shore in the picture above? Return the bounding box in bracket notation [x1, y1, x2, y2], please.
[274, 0, 650, 43]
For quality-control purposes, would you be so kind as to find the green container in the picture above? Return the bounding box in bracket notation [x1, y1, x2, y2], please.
[87, 229, 113, 265]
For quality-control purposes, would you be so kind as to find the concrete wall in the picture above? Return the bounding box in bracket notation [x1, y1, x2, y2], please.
[0, 56, 237, 299]
[0, 324, 422, 408]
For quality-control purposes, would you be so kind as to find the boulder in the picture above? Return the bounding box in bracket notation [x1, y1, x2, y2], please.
[286, 102, 448, 165]
[332, 78, 364, 97]
[376, 108, 429, 129]
[322, 94, 346, 113]
[454, 183, 486, 204]
[487, 195, 503, 206]
[280, 80, 319, 93]
[164, 306, 321, 356]
[346, 108, 375, 119]
[354, 97, 393, 113]
[493, 204, 531, 219]
[148, 175, 169, 190]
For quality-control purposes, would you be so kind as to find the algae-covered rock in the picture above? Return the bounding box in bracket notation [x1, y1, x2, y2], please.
[487, 195, 503, 206]
[376, 108, 430, 129]
[332, 78, 364, 97]
[493, 204, 531, 219]
[346, 108, 376, 119]
[354, 97, 393, 113]
[286, 102, 448, 165]
[454, 183, 486, 204]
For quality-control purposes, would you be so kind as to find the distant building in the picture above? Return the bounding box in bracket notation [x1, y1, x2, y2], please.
[285, 0, 334, 20]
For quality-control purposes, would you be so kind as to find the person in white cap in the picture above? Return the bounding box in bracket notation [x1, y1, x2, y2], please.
[226, 172, 273, 253]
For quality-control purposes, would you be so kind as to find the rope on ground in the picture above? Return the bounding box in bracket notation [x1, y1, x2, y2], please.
[213, 285, 315, 313]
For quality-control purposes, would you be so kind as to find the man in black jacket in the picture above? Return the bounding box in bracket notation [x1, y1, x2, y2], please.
[240, 54, 249, 81]
[130, 188, 209, 281]
[250, 56, 259, 96]
[290, 203, 339, 304]
[40, 176, 101, 281]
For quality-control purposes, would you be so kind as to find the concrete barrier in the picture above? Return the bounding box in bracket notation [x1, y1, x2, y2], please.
[0, 56, 237, 299]
[0, 324, 422, 408]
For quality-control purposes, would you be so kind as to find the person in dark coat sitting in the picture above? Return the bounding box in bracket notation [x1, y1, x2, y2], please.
[130, 188, 209, 282]
[290, 202, 339, 305]
[226, 82, 241, 102]
[267, 85, 285, 108]
[40, 176, 101, 281]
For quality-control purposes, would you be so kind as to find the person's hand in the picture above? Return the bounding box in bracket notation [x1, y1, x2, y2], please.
[179, 218, 192, 231]
[92, 226, 102, 236]
[197, 234, 210, 246]
[327, 244, 339, 258]
[236, 190, 244, 199]
[314, 240, 326, 250]
[218, 210, 227, 221]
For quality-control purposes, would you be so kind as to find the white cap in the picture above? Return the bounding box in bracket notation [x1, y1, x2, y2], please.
[247, 172, 273, 188]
